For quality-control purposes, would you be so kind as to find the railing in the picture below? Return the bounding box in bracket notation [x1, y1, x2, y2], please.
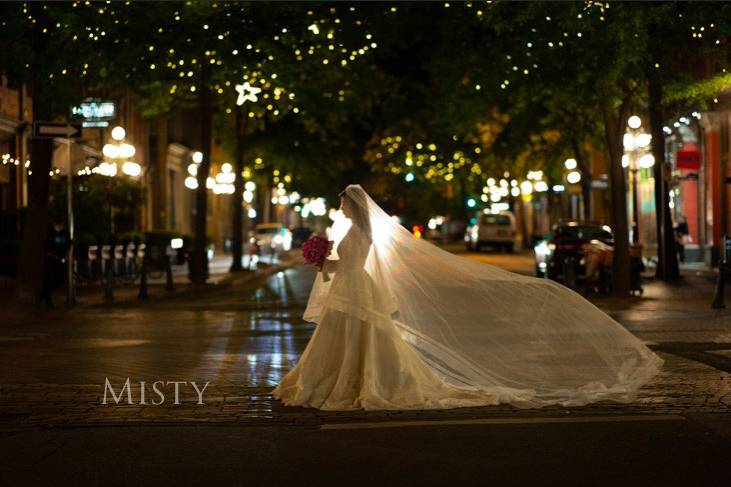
[73, 240, 175, 301]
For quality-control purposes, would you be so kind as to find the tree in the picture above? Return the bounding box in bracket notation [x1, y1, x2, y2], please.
[643, 3, 731, 280]
[0, 2, 127, 302]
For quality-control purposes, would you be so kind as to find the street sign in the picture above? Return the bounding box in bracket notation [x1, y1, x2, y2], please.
[676, 150, 701, 170]
[679, 173, 699, 181]
[70, 99, 116, 128]
[33, 122, 83, 139]
[591, 174, 609, 189]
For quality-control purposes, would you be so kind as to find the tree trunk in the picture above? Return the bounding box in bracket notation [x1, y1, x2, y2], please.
[517, 198, 530, 249]
[16, 138, 53, 302]
[16, 6, 54, 303]
[190, 66, 213, 284]
[230, 106, 245, 272]
[151, 115, 168, 230]
[648, 76, 679, 280]
[604, 103, 632, 296]
[571, 137, 593, 221]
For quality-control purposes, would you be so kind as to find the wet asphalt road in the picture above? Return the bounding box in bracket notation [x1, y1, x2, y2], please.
[1, 268, 314, 387]
[2, 417, 730, 487]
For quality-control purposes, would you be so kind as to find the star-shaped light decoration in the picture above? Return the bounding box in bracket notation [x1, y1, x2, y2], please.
[235, 82, 262, 106]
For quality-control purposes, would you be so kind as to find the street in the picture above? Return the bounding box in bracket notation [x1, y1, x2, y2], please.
[445, 244, 538, 276]
[1, 255, 731, 486]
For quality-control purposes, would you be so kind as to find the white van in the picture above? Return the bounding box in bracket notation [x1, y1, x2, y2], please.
[255, 223, 292, 252]
[464, 211, 516, 253]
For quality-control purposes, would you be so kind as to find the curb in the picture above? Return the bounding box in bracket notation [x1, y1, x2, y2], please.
[82, 255, 301, 309]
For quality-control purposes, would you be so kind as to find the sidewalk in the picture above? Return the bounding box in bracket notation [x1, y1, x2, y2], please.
[1, 251, 301, 321]
[591, 265, 721, 312]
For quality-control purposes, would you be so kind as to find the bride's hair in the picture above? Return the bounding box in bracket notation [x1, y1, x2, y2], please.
[340, 187, 372, 240]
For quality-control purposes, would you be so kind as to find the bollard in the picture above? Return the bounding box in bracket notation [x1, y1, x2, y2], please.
[712, 268, 725, 309]
[165, 254, 175, 292]
[138, 258, 149, 299]
[104, 260, 115, 301]
[126, 244, 136, 275]
[712, 235, 731, 309]
[88, 245, 99, 280]
[115, 244, 125, 277]
[102, 245, 114, 302]
[563, 256, 577, 290]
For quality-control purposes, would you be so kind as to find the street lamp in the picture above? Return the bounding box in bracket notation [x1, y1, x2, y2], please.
[623, 115, 654, 244]
[566, 171, 581, 184]
[561, 158, 583, 220]
[100, 126, 140, 178]
[95, 126, 140, 235]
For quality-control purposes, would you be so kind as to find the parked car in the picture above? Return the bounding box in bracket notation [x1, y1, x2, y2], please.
[255, 223, 292, 253]
[464, 211, 516, 253]
[534, 221, 614, 287]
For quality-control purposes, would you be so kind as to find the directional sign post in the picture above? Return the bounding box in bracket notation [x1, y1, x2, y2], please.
[34, 121, 82, 306]
[33, 122, 83, 139]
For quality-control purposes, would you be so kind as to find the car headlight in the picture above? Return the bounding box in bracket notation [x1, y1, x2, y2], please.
[534, 241, 551, 257]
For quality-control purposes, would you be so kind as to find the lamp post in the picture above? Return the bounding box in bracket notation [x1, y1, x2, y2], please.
[565, 158, 582, 219]
[98, 126, 139, 235]
[623, 116, 654, 244]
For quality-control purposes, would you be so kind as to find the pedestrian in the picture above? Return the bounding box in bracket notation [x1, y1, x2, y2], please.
[38, 221, 70, 309]
[674, 215, 690, 263]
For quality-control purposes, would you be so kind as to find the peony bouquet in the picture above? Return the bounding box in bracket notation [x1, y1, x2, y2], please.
[301, 235, 333, 279]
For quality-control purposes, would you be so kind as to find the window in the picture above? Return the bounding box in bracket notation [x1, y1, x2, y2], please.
[482, 215, 511, 225]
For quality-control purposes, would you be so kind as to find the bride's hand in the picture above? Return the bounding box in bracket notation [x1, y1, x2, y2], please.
[321, 259, 338, 273]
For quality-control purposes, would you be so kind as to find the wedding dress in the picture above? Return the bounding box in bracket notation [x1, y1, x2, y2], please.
[272, 185, 662, 410]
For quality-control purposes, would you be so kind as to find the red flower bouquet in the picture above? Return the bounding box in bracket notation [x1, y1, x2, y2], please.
[301, 234, 333, 272]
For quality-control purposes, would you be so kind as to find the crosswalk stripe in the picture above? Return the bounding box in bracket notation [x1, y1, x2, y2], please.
[320, 414, 685, 430]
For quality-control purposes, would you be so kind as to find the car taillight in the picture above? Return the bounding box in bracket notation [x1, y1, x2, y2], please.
[556, 243, 589, 251]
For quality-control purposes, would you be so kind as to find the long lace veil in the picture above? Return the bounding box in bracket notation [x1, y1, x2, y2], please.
[305, 184, 662, 408]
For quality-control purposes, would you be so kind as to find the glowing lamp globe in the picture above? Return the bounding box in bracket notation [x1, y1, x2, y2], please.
[567, 171, 581, 184]
[111, 126, 126, 141]
[122, 161, 141, 177]
[635, 133, 652, 148]
[184, 176, 198, 189]
[102, 144, 119, 159]
[639, 154, 655, 169]
[520, 180, 533, 195]
[118, 143, 136, 159]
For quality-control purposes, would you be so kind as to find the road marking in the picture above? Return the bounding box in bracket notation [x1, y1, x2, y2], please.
[320, 414, 685, 431]
[0, 336, 36, 342]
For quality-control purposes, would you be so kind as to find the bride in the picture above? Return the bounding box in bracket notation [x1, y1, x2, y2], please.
[273, 185, 662, 410]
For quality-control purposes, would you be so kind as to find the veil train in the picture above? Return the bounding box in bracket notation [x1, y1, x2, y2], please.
[302, 184, 662, 408]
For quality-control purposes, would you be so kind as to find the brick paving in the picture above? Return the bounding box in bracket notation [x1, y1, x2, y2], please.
[0, 349, 728, 432]
[1, 265, 731, 432]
